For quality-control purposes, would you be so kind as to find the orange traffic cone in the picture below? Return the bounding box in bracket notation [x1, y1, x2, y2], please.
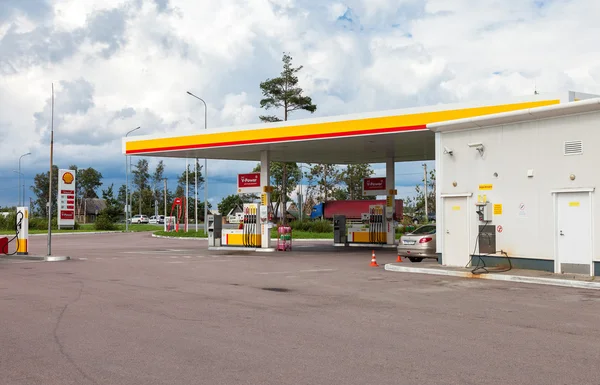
[370, 250, 379, 267]
[396, 254, 403, 263]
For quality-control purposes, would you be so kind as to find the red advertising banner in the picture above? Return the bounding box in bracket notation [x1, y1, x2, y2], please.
[237, 172, 261, 194]
[363, 177, 386, 191]
[238, 173, 261, 188]
[362, 177, 388, 196]
[61, 211, 74, 220]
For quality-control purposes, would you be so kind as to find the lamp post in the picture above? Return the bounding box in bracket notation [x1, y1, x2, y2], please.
[125, 126, 141, 232]
[186, 91, 208, 233]
[18, 152, 31, 206]
[13, 170, 23, 207]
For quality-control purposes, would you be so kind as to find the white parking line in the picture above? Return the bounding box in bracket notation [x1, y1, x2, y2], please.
[299, 269, 337, 273]
[257, 268, 337, 275]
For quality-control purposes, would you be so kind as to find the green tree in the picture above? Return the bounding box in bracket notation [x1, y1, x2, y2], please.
[176, 160, 206, 220]
[414, 169, 436, 222]
[217, 193, 258, 218]
[151, 160, 166, 217]
[100, 184, 122, 223]
[177, 160, 204, 199]
[340, 164, 375, 200]
[132, 159, 150, 214]
[305, 164, 342, 203]
[117, 184, 127, 210]
[78, 167, 103, 198]
[259, 53, 317, 224]
[30, 165, 59, 217]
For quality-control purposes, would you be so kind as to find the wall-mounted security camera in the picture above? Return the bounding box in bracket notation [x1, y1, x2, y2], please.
[467, 142, 485, 157]
[443, 146, 454, 156]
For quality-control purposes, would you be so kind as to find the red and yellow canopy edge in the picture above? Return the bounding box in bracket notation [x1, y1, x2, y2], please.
[126, 99, 560, 154]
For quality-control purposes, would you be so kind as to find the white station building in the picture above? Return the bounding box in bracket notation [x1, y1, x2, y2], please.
[432, 92, 600, 276]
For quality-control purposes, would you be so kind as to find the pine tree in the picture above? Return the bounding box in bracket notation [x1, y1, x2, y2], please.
[259, 53, 316, 224]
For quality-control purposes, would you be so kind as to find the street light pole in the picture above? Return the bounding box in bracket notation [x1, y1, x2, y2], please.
[18, 152, 31, 207]
[186, 91, 208, 233]
[125, 126, 141, 232]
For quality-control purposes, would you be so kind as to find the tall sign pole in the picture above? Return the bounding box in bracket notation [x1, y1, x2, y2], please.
[47, 83, 54, 256]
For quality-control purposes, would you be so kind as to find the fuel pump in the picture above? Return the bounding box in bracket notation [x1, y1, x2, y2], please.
[242, 203, 260, 247]
[368, 205, 386, 244]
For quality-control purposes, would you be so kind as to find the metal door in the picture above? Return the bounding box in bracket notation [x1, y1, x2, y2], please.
[443, 197, 469, 267]
[556, 192, 592, 275]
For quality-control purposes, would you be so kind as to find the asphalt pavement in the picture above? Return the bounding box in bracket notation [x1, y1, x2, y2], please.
[1, 232, 599, 385]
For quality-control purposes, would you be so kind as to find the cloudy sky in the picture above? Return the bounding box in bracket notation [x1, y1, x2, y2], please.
[1, 0, 600, 210]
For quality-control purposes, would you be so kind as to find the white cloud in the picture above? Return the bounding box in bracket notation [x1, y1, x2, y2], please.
[1, 0, 600, 209]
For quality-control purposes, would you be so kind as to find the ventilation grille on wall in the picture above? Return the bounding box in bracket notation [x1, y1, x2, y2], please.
[564, 140, 583, 156]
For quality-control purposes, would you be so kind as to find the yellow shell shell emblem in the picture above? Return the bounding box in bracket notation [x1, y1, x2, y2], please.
[62, 172, 74, 184]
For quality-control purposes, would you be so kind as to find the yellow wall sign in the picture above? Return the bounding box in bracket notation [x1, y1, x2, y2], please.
[386, 196, 393, 207]
[479, 184, 493, 190]
[452, 206, 461, 211]
[261, 193, 267, 206]
[493, 204, 503, 215]
[569, 201, 580, 207]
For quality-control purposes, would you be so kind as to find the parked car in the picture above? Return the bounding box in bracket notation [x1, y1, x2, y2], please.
[410, 212, 436, 224]
[397, 224, 437, 262]
[130, 215, 149, 224]
[149, 215, 164, 224]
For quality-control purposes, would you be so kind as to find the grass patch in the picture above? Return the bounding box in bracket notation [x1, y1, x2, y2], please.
[154, 230, 207, 238]
[115, 224, 160, 232]
[153, 230, 333, 239]
[0, 223, 161, 235]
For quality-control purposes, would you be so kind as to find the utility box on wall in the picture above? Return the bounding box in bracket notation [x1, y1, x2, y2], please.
[478, 225, 496, 255]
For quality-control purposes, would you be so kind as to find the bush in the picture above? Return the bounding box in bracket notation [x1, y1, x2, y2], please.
[288, 219, 332, 233]
[94, 214, 117, 231]
[1, 213, 80, 231]
[28, 217, 81, 230]
[0, 213, 17, 231]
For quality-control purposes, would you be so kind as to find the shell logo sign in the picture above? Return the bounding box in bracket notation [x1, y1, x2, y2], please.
[62, 171, 75, 184]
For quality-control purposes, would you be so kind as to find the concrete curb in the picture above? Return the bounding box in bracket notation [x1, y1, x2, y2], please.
[2, 255, 71, 262]
[151, 234, 332, 242]
[384, 264, 600, 290]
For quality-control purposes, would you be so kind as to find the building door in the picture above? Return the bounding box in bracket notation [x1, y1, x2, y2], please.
[556, 192, 592, 275]
[443, 196, 469, 267]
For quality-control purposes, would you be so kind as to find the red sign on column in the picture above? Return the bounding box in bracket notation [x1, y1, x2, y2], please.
[362, 177, 387, 195]
[237, 173, 262, 194]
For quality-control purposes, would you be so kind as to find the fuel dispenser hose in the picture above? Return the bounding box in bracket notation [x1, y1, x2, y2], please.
[2, 211, 24, 256]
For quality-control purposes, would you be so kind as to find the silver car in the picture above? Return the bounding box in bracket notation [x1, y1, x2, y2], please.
[397, 224, 437, 262]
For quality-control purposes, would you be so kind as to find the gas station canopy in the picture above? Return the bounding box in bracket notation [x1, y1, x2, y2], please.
[123, 97, 560, 164]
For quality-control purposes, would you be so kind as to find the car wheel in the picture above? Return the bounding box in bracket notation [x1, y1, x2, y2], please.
[408, 257, 423, 263]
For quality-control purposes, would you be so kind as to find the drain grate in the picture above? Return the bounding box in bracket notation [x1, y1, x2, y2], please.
[261, 287, 291, 293]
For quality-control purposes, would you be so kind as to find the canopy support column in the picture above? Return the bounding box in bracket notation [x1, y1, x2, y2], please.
[386, 158, 396, 245]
